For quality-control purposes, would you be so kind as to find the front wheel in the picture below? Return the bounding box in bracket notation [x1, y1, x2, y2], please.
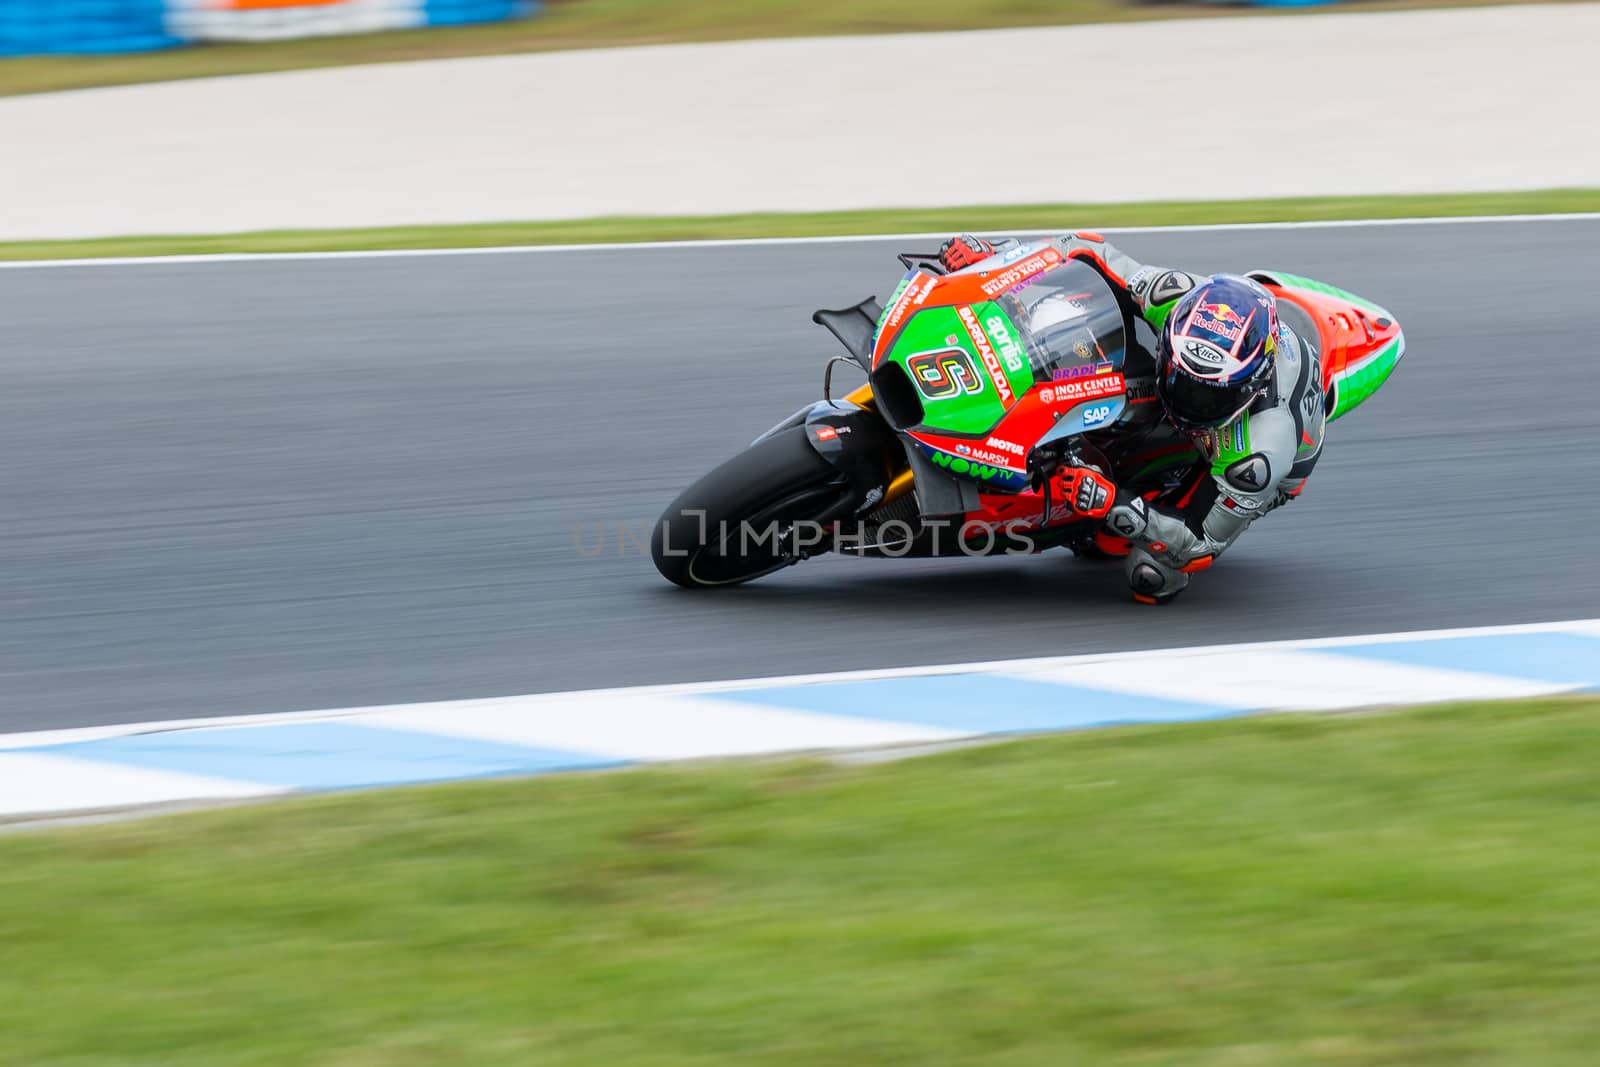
[651, 428, 850, 589]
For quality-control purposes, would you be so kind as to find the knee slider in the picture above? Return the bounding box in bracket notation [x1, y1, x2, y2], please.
[1130, 561, 1167, 596]
[1125, 549, 1190, 604]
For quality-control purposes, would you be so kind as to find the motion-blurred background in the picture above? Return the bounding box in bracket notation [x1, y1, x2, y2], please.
[3, 2, 1600, 1065]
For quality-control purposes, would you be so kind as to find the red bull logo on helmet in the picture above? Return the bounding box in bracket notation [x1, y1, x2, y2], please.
[1186, 299, 1253, 348]
[1198, 302, 1244, 327]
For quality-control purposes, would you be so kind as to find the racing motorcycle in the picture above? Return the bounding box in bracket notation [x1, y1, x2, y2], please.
[651, 241, 1403, 588]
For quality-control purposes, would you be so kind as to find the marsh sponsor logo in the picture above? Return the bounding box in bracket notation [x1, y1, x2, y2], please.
[984, 314, 1027, 374]
[883, 273, 939, 333]
[944, 443, 1021, 468]
[979, 249, 1062, 297]
[958, 305, 1013, 405]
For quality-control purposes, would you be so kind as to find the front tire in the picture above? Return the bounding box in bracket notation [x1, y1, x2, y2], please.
[651, 428, 846, 589]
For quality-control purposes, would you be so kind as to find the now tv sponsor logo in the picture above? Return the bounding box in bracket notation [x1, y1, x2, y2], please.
[930, 450, 1007, 481]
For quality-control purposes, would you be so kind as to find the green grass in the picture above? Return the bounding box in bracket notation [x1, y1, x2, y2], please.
[0, 0, 1557, 98]
[3, 696, 1599, 1065]
[6, 188, 1600, 262]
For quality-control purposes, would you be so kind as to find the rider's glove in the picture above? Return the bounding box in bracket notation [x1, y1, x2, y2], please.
[1053, 466, 1117, 520]
[938, 234, 995, 273]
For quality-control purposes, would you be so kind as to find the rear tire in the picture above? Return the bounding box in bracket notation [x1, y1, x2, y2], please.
[651, 428, 846, 589]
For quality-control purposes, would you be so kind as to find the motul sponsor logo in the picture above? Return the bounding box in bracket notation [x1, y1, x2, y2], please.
[958, 305, 1012, 404]
[979, 249, 1061, 297]
[985, 436, 1024, 456]
[1048, 373, 1125, 404]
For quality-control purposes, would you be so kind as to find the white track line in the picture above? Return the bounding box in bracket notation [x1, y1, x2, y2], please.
[3, 212, 1598, 271]
[2, 618, 1592, 752]
[0, 753, 282, 816]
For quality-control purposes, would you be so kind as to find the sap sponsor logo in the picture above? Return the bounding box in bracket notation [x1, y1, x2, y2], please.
[979, 249, 1062, 297]
[958, 305, 1013, 405]
[1050, 372, 1125, 404]
[984, 314, 1027, 374]
[984, 436, 1024, 457]
[1081, 403, 1114, 428]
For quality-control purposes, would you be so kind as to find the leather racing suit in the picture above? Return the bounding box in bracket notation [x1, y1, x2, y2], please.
[1026, 233, 1327, 603]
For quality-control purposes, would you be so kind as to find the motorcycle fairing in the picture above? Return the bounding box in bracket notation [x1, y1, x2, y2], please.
[1249, 270, 1405, 422]
[868, 247, 1132, 491]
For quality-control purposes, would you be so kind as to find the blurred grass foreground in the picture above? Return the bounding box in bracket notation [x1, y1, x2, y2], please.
[2, 696, 1598, 1065]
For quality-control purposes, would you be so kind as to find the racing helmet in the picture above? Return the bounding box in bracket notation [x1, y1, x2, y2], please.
[1156, 275, 1279, 432]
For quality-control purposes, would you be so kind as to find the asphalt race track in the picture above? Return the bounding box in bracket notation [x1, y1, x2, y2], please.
[6, 220, 1599, 732]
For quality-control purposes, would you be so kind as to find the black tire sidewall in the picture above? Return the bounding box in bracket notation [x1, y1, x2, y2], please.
[651, 428, 841, 588]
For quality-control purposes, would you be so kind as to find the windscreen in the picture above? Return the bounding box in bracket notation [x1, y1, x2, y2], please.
[990, 256, 1126, 383]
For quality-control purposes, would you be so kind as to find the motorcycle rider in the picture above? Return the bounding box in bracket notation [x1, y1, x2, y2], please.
[937, 232, 1326, 604]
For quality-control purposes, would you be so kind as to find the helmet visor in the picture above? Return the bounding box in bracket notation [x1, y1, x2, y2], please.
[1158, 364, 1258, 430]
